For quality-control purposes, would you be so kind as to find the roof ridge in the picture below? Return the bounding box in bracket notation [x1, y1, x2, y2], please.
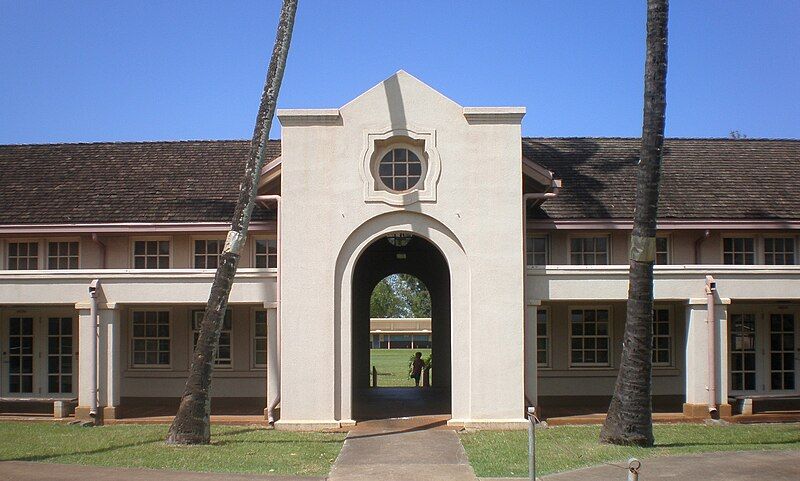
[523, 136, 800, 142]
[0, 139, 278, 147]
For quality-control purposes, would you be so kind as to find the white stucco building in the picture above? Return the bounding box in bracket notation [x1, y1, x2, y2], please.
[0, 71, 798, 427]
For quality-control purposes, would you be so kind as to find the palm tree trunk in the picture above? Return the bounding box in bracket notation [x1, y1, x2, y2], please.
[166, 0, 298, 445]
[600, 0, 668, 447]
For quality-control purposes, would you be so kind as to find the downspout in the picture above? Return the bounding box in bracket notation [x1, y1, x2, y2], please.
[91, 233, 106, 269]
[705, 275, 718, 416]
[88, 279, 101, 419]
[694, 229, 710, 264]
[257, 195, 281, 424]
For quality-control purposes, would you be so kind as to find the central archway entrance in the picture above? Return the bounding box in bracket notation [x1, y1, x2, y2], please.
[351, 234, 451, 420]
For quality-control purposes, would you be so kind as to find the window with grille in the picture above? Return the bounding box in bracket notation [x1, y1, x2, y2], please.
[194, 239, 223, 269]
[133, 240, 170, 269]
[192, 310, 232, 368]
[570, 308, 611, 366]
[48, 241, 79, 269]
[378, 148, 423, 192]
[723, 237, 755, 265]
[255, 239, 277, 268]
[47, 317, 74, 393]
[730, 313, 756, 391]
[764, 238, 795, 265]
[655, 237, 669, 265]
[536, 308, 549, 367]
[254, 310, 268, 368]
[7, 242, 39, 270]
[570, 237, 609, 265]
[526, 236, 548, 266]
[651, 308, 671, 365]
[131, 311, 170, 367]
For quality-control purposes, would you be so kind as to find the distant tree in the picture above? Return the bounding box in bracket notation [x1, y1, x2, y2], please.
[729, 130, 748, 139]
[600, 0, 669, 447]
[370, 274, 431, 318]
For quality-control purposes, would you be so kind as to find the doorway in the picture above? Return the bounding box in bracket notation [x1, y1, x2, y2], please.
[351, 234, 451, 420]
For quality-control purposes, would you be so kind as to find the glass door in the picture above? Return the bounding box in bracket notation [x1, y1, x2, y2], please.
[7, 317, 35, 395]
[47, 317, 74, 394]
[730, 312, 758, 393]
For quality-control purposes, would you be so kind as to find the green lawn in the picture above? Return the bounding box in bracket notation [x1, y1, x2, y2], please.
[460, 423, 800, 478]
[370, 348, 431, 387]
[0, 422, 345, 476]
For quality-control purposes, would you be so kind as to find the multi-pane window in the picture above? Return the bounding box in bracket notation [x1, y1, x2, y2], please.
[655, 237, 669, 265]
[133, 240, 170, 269]
[255, 239, 278, 268]
[764, 238, 795, 265]
[769, 313, 795, 391]
[723, 237, 755, 265]
[8, 317, 34, 393]
[48, 241, 79, 269]
[730, 313, 756, 391]
[378, 148, 423, 192]
[254, 310, 268, 368]
[131, 311, 170, 367]
[651, 308, 671, 365]
[570, 237, 609, 265]
[192, 310, 232, 368]
[570, 308, 610, 366]
[7, 242, 39, 270]
[526, 236, 548, 266]
[194, 240, 223, 269]
[47, 317, 73, 393]
[536, 309, 549, 366]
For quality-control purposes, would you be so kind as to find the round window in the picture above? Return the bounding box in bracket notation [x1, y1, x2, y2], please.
[378, 148, 422, 192]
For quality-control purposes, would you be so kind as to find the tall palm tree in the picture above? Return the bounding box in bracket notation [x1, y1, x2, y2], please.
[167, 0, 298, 445]
[600, 0, 669, 447]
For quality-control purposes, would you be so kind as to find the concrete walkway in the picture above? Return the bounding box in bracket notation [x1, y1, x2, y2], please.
[328, 415, 477, 481]
[0, 461, 321, 481]
[482, 450, 800, 481]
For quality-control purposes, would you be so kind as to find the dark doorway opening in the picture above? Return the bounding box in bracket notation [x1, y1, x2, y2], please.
[352, 234, 451, 420]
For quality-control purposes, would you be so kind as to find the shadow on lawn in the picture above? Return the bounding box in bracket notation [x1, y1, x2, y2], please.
[657, 437, 800, 449]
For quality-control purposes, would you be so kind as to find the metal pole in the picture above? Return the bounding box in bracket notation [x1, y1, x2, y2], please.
[627, 458, 641, 481]
[528, 406, 536, 481]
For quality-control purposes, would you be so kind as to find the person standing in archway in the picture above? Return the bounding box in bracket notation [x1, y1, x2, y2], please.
[411, 352, 425, 387]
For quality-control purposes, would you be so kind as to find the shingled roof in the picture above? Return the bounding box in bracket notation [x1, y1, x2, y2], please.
[1, 137, 798, 225]
[523, 137, 800, 220]
[0, 140, 278, 224]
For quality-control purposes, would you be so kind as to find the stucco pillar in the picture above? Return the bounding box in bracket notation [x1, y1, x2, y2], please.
[75, 307, 95, 421]
[99, 306, 121, 420]
[683, 297, 731, 418]
[265, 307, 279, 418]
[524, 301, 540, 409]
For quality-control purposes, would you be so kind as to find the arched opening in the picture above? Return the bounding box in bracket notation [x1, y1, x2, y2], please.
[351, 233, 451, 420]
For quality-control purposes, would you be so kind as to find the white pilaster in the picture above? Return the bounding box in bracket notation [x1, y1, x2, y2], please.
[266, 307, 279, 412]
[76, 308, 95, 414]
[524, 300, 541, 407]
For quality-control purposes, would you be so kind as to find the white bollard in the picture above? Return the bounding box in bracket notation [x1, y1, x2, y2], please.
[528, 407, 536, 481]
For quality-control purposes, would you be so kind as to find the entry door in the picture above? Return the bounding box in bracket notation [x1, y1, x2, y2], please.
[6, 316, 35, 395]
[730, 312, 758, 393]
[767, 312, 796, 392]
[46, 317, 74, 394]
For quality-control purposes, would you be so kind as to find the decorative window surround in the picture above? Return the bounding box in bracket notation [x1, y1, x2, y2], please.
[360, 127, 441, 206]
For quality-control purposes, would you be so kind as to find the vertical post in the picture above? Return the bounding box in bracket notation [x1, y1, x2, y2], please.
[627, 458, 641, 481]
[372, 366, 377, 388]
[527, 406, 536, 481]
[101, 307, 121, 420]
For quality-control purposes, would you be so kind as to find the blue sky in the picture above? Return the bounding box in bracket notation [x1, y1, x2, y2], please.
[1, 1, 798, 144]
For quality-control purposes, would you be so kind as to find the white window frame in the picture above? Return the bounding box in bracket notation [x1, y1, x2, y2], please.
[252, 308, 269, 370]
[129, 309, 172, 369]
[46, 238, 81, 270]
[252, 236, 278, 270]
[526, 234, 549, 267]
[373, 142, 427, 194]
[192, 237, 225, 269]
[651, 305, 674, 368]
[6, 238, 42, 270]
[763, 236, 796, 266]
[568, 305, 613, 368]
[131, 237, 172, 269]
[536, 307, 551, 368]
[190, 309, 233, 369]
[721, 235, 756, 265]
[655, 235, 670, 265]
[568, 235, 611, 265]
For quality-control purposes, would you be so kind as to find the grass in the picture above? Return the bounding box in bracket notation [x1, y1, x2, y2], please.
[460, 423, 800, 478]
[0, 422, 345, 476]
[370, 348, 431, 387]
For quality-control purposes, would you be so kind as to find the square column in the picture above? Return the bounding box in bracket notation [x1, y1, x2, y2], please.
[264, 306, 279, 420]
[683, 297, 731, 418]
[524, 301, 540, 409]
[75, 302, 120, 423]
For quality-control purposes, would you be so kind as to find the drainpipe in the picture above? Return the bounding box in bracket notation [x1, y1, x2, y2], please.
[256, 195, 281, 424]
[91, 234, 106, 269]
[523, 179, 562, 203]
[694, 230, 710, 264]
[705, 275, 718, 415]
[88, 279, 101, 419]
